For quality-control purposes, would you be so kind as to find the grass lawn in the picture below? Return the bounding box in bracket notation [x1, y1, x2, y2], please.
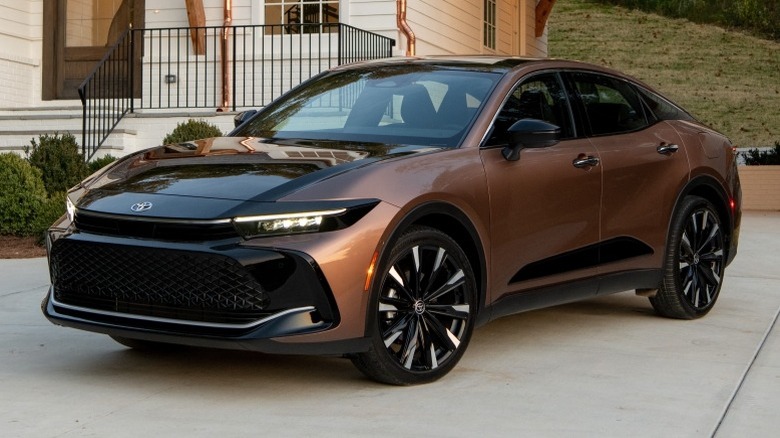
[548, 0, 780, 147]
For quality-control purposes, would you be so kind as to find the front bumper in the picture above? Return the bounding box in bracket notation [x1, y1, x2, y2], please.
[42, 288, 369, 354]
[43, 231, 370, 355]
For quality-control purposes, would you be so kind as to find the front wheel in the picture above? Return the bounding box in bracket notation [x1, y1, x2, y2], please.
[650, 196, 725, 319]
[351, 226, 477, 385]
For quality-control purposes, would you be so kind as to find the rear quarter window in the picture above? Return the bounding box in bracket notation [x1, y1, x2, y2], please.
[636, 87, 696, 122]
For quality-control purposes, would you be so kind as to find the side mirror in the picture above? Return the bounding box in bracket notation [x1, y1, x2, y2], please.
[502, 119, 561, 161]
[234, 110, 258, 128]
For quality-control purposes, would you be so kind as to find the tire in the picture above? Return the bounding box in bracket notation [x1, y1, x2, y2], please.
[351, 226, 477, 385]
[650, 196, 725, 319]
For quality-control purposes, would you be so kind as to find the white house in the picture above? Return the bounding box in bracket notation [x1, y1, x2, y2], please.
[0, 0, 556, 158]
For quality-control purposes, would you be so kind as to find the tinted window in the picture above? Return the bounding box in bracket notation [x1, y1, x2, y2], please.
[637, 86, 695, 122]
[234, 68, 499, 148]
[570, 72, 648, 136]
[486, 73, 573, 146]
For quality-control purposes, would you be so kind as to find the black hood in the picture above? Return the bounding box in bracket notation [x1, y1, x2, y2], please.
[73, 137, 438, 219]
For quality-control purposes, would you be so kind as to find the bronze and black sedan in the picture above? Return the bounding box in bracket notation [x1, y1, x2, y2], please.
[43, 57, 741, 385]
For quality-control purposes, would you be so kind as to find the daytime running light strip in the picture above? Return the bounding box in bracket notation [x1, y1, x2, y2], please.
[233, 208, 347, 223]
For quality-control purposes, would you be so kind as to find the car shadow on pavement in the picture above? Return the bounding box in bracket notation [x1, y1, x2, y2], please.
[41, 291, 659, 391]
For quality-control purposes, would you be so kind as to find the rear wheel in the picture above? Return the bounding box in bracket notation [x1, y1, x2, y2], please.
[351, 226, 477, 385]
[650, 196, 725, 319]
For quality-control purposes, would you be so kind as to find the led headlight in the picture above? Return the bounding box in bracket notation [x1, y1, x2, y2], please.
[232, 201, 380, 239]
[233, 209, 347, 238]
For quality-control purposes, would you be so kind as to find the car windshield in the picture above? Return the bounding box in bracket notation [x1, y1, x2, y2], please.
[233, 66, 501, 148]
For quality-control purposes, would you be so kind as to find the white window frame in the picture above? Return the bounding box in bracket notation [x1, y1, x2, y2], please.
[252, 0, 347, 27]
[483, 0, 497, 51]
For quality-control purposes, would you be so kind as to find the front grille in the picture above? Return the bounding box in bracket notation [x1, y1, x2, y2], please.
[74, 211, 238, 241]
[50, 240, 270, 325]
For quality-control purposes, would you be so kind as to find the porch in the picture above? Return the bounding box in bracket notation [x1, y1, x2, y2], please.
[0, 21, 393, 160]
[79, 22, 393, 158]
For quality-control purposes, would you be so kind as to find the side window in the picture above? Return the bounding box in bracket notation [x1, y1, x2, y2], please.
[486, 73, 573, 146]
[636, 86, 695, 122]
[570, 72, 648, 136]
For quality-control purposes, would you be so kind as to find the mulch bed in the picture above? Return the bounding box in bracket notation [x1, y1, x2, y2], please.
[0, 236, 47, 259]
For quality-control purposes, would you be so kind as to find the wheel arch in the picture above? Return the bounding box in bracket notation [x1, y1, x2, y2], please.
[370, 202, 489, 330]
[672, 175, 734, 258]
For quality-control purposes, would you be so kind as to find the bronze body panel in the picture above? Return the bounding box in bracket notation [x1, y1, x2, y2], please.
[42, 57, 742, 383]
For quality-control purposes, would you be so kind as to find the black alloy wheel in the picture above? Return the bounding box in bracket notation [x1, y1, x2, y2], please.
[651, 196, 725, 319]
[351, 226, 476, 385]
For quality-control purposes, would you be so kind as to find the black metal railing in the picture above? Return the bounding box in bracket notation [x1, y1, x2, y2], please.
[78, 29, 136, 160]
[78, 23, 395, 160]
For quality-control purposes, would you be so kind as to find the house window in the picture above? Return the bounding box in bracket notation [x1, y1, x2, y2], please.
[264, 0, 340, 34]
[483, 0, 496, 50]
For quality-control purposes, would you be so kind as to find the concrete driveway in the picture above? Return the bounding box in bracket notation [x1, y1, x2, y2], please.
[1, 212, 778, 437]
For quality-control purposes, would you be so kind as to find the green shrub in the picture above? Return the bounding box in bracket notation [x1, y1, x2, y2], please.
[0, 153, 48, 236]
[26, 133, 89, 194]
[88, 154, 118, 173]
[33, 193, 67, 239]
[594, 0, 779, 40]
[162, 119, 223, 144]
[743, 142, 780, 165]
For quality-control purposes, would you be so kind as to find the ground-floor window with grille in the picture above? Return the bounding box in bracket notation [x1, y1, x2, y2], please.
[264, 0, 340, 34]
[483, 0, 496, 50]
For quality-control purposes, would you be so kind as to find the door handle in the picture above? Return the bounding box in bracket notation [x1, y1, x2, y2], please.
[657, 143, 679, 155]
[572, 155, 600, 168]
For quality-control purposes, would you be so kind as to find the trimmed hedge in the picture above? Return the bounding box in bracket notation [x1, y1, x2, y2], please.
[744, 142, 780, 165]
[162, 119, 223, 144]
[88, 155, 118, 173]
[0, 153, 48, 236]
[26, 133, 89, 194]
[34, 193, 67, 237]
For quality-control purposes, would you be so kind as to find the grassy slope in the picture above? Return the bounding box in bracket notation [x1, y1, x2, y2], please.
[548, 0, 780, 147]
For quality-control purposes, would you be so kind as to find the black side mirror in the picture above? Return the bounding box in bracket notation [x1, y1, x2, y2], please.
[234, 110, 258, 128]
[502, 119, 561, 161]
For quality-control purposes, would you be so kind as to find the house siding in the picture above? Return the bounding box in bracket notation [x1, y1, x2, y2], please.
[0, 1, 552, 111]
[145, 0, 252, 28]
[403, 0, 546, 57]
[0, 0, 42, 107]
[406, 0, 481, 55]
[348, 0, 399, 51]
[524, 0, 547, 56]
[496, 0, 515, 55]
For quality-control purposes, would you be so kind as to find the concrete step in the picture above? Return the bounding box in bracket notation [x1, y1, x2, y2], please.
[0, 103, 83, 117]
[0, 103, 135, 159]
[0, 106, 242, 159]
[0, 128, 136, 159]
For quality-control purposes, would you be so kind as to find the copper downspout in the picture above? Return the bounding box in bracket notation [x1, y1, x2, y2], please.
[396, 0, 416, 56]
[218, 0, 233, 112]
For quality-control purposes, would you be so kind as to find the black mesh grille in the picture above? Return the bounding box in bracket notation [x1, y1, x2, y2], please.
[74, 212, 238, 241]
[50, 240, 271, 325]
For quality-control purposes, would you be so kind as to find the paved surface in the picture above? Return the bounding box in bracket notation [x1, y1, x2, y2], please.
[1, 212, 778, 437]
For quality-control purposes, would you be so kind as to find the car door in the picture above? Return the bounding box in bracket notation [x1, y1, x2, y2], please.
[480, 72, 603, 308]
[565, 71, 690, 287]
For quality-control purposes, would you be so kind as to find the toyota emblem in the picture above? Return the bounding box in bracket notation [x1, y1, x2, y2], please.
[130, 201, 153, 212]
